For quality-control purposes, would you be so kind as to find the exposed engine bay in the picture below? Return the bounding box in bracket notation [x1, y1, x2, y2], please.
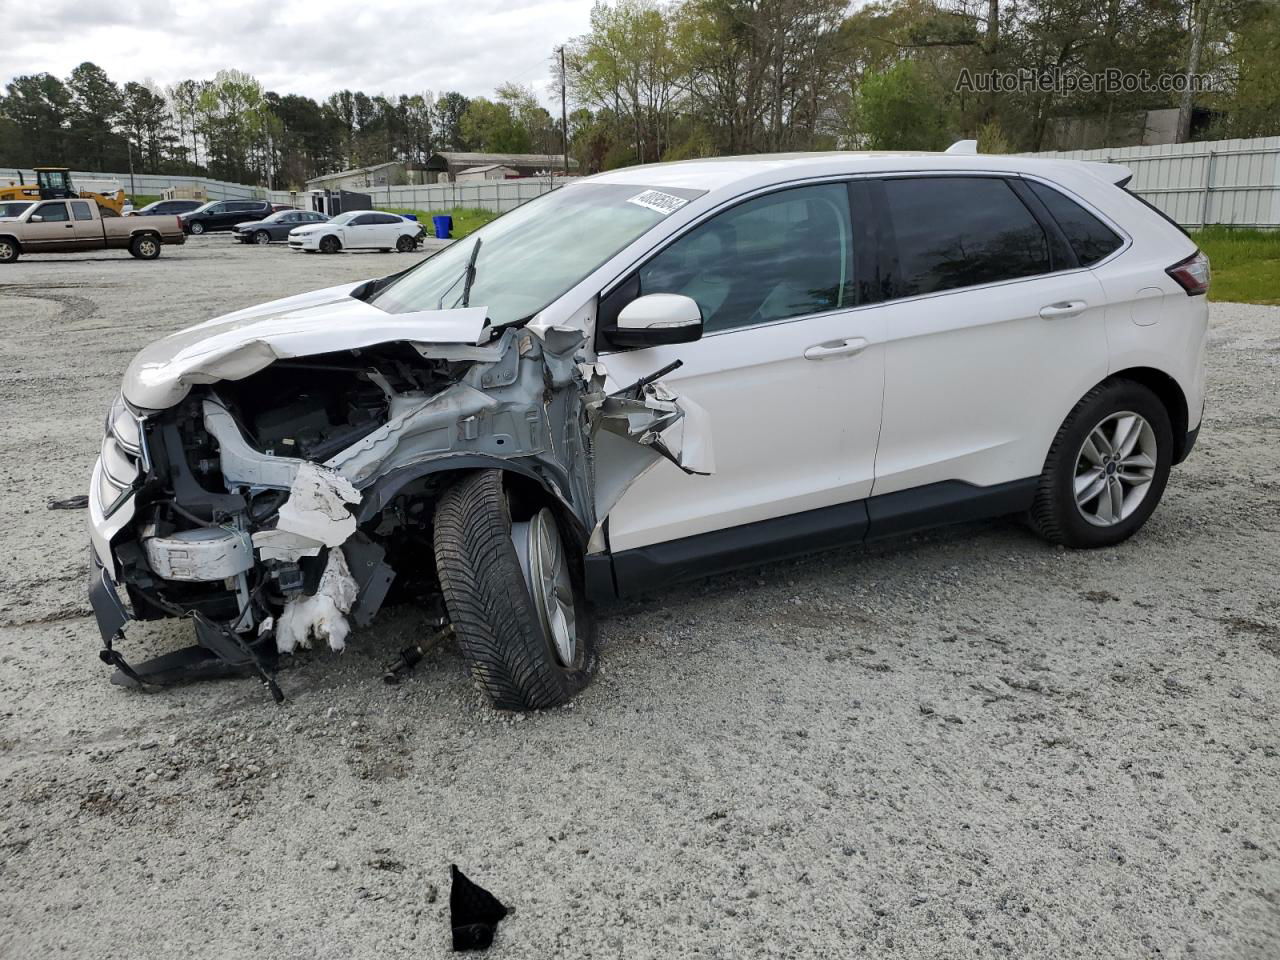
[89, 316, 710, 700]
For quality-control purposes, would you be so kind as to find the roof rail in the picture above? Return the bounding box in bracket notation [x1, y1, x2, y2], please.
[944, 139, 978, 155]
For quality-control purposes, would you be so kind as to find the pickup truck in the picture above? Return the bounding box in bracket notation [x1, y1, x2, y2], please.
[0, 197, 186, 263]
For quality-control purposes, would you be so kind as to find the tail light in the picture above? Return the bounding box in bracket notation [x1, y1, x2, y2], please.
[1167, 250, 1210, 296]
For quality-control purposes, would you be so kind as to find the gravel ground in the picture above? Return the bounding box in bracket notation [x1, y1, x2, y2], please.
[0, 238, 1277, 959]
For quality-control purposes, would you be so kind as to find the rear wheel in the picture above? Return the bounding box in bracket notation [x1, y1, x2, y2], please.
[319, 235, 340, 254]
[129, 234, 161, 260]
[0, 238, 18, 264]
[433, 470, 596, 710]
[396, 235, 414, 253]
[254, 230, 270, 245]
[188, 221, 205, 235]
[1029, 379, 1173, 548]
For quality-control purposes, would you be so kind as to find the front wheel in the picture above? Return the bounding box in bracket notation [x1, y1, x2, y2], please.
[433, 470, 596, 710]
[254, 230, 270, 245]
[319, 235, 340, 254]
[129, 234, 161, 259]
[188, 221, 205, 235]
[0, 237, 18, 263]
[396, 235, 414, 253]
[1029, 379, 1173, 548]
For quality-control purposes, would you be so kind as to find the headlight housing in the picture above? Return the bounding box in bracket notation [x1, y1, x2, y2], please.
[97, 394, 147, 516]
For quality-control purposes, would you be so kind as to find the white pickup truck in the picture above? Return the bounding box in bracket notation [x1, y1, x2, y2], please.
[0, 197, 186, 263]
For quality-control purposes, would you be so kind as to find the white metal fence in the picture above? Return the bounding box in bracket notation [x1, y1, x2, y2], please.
[0, 169, 260, 200]
[8, 134, 1280, 227]
[1025, 135, 1280, 229]
[266, 176, 570, 213]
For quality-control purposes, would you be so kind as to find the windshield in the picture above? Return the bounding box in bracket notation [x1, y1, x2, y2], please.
[329, 212, 358, 226]
[191, 201, 219, 213]
[371, 183, 704, 325]
[0, 201, 32, 217]
[262, 211, 290, 223]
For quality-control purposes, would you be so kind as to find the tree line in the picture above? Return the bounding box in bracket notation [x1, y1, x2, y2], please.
[1, 0, 1275, 190]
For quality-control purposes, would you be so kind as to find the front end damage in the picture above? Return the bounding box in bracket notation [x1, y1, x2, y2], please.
[89, 306, 708, 699]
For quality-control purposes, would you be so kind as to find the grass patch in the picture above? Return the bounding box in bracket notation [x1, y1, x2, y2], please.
[378, 207, 499, 239]
[1190, 226, 1280, 305]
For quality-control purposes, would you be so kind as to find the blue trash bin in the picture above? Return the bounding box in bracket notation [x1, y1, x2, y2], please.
[432, 215, 453, 240]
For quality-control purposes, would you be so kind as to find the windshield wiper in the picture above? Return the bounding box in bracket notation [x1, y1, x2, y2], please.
[436, 237, 483, 310]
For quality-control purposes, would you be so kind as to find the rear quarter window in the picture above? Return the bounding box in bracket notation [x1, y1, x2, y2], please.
[1027, 180, 1124, 265]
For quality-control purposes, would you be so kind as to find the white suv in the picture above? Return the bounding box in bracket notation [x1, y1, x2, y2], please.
[89, 149, 1208, 709]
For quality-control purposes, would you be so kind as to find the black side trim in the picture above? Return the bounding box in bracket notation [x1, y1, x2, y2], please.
[609, 501, 869, 600]
[864, 477, 1038, 541]
[601, 478, 1039, 600]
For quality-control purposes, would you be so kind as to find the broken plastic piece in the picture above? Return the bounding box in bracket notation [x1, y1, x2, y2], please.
[275, 548, 359, 654]
[275, 461, 361, 547]
[450, 864, 509, 952]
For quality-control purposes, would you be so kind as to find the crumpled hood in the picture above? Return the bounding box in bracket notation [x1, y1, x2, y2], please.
[122, 281, 492, 409]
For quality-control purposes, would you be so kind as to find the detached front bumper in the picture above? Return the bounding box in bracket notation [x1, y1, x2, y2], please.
[288, 234, 322, 251]
[89, 548, 130, 643]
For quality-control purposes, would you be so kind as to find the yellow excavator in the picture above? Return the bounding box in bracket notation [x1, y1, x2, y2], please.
[0, 167, 128, 214]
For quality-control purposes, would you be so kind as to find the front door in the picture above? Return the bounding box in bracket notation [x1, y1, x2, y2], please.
[24, 201, 76, 250]
[601, 181, 886, 552]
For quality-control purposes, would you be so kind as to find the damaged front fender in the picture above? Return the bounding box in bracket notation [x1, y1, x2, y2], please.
[90, 300, 714, 688]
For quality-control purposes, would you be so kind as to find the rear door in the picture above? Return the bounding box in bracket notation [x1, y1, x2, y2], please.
[24, 201, 75, 250]
[69, 200, 100, 246]
[373, 213, 406, 245]
[602, 181, 886, 552]
[868, 175, 1109, 502]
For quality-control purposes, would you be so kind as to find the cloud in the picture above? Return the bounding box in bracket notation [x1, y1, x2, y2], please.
[4, 0, 590, 106]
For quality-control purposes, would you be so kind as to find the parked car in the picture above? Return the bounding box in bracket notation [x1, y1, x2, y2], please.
[0, 197, 185, 262]
[287, 210, 424, 253]
[130, 199, 204, 218]
[234, 209, 330, 244]
[180, 199, 274, 235]
[88, 148, 1207, 711]
[0, 200, 33, 220]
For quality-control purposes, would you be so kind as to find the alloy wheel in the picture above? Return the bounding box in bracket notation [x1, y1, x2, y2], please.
[525, 508, 577, 668]
[1073, 411, 1158, 526]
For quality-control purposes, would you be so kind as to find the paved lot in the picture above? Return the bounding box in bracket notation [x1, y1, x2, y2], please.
[0, 237, 1277, 959]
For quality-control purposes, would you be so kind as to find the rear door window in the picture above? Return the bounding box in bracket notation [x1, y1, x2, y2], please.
[71, 200, 93, 221]
[638, 183, 856, 334]
[1027, 180, 1123, 265]
[880, 177, 1050, 298]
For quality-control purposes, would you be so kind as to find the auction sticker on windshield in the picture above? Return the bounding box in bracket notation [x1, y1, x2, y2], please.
[627, 190, 690, 216]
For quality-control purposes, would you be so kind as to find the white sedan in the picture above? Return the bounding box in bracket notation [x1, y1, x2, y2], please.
[288, 210, 424, 254]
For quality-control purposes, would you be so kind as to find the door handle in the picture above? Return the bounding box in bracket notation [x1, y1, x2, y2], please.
[1039, 300, 1088, 320]
[65, 223, 74, 229]
[804, 337, 868, 360]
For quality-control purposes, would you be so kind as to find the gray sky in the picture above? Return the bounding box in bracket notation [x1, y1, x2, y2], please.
[6, 0, 591, 106]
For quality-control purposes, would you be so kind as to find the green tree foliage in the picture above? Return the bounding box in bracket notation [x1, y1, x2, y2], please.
[854, 60, 951, 149]
[1, 3, 1276, 188]
[461, 97, 533, 153]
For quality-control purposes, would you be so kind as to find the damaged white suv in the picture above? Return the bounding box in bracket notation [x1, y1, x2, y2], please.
[89, 148, 1208, 708]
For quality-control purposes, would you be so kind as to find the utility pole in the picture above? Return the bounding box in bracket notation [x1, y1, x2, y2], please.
[559, 45, 569, 179]
[126, 138, 136, 198]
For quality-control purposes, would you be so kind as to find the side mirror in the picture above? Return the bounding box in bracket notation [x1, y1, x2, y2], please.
[29, 214, 43, 222]
[611, 293, 703, 348]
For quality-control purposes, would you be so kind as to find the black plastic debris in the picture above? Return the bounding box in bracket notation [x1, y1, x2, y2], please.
[450, 864, 509, 951]
[47, 494, 89, 510]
